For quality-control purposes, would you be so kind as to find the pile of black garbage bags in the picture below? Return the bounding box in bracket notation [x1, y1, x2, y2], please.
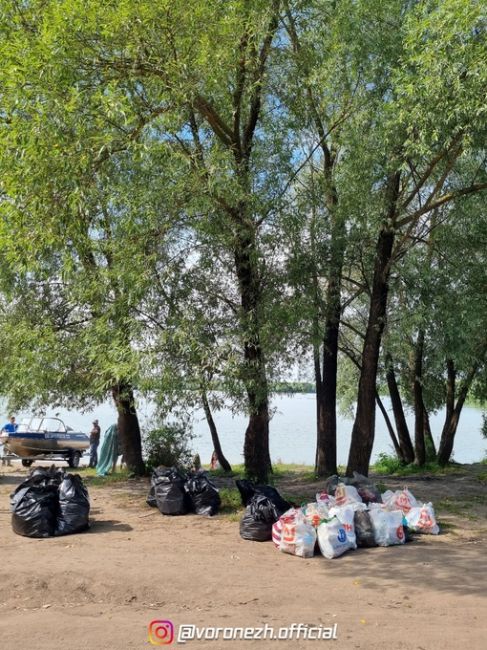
[11, 466, 90, 538]
[237, 479, 293, 542]
[147, 467, 221, 517]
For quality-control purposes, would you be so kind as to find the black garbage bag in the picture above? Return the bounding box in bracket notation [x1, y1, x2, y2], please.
[147, 466, 170, 507]
[235, 480, 292, 514]
[184, 471, 221, 516]
[146, 486, 157, 508]
[322, 474, 343, 495]
[354, 510, 377, 548]
[11, 469, 91, 538]
[348, 472, 382, 504]
[239, 494, 280, 542]
[55, 474, 90, 536]
[11, 480, 59, 538]
[30, 465, 65, 486]
[235, 479, 255, 506]
[154, 467, 189, 515]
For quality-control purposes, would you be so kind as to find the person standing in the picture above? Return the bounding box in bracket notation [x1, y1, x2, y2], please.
[89, 419, 101, 468]
[1, 416, 17, 466]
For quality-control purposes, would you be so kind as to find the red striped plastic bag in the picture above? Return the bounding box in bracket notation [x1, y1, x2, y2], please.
[272, 507, 300, 548]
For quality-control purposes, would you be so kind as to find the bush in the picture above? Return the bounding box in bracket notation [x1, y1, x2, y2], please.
[372, 452, 404, 475]
[143, 422, 194, 472]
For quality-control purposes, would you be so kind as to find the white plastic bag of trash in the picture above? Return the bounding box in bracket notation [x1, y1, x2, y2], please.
[317, 511, 357, 559]
[405, 502, 440, 535]
[302, 501, 330, 527]
[334, 483, 363, 507]
[272, 507, 301, 549]
[381, 488, 418, 514]
[279, 511, 317, 558]
[368, 505, 405, 546]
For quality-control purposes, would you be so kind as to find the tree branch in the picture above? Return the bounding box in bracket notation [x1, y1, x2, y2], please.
[242, 0, 281, 158]
[193, 95, 234, 148]
[396, 181, 487, 229]
[400, 133, 463, 211]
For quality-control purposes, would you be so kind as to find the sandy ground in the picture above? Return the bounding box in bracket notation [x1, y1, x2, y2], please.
[0, 462, 486, 650]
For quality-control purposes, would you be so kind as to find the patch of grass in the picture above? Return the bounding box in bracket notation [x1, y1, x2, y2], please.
[436, 498, 464, 516]
[371, 453, 463, 477]
[208, 463, 318, 484]
[207, 464, 245, 479]
[436, 498, 479, 521]
[218, 487, 244, 516]
[271, 463, 313, 476]
[438, 521, 459, 534]
[83, 468, 133, 487]
[470, 494, 487, 505]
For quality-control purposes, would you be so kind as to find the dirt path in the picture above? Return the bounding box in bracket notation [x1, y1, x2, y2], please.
[0, 464, 485, 650]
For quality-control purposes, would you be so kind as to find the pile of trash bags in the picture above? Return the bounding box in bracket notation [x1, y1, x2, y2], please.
[147, 467, 221, 517]
[11, 466, 90, 538]
[239, 472, 440, 560]
[236, 479, 293, 542]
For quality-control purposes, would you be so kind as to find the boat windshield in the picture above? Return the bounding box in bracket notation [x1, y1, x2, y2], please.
[17, 417, 67, 433]
[17, 418, 42, 433]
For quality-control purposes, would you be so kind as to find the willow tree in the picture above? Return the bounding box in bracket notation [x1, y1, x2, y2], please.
[0, 0, 190, 474]
[279, 0, 416, 475]
[79, 0, 288, 481]
[345, 0, 487, 474]
[381, 188, 487, 467]
[0, 0, 292, 481]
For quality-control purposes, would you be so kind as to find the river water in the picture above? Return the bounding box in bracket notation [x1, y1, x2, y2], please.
[3, 394, 485, 466]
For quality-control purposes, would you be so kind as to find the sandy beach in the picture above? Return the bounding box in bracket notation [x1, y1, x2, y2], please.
[0, 463, 485, 650]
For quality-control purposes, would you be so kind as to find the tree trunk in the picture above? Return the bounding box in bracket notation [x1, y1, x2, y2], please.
[437, 359, 457, 465]
[234, 220, 271, 482]
[346, 172, 400, 476]
[111, 382, 145, 476]
[375, 392, 403, 460]
[201, 390, 232, 473]
[445, 359, 456, 423]
[279, 19, 345, 471]
[316, 316, 339, 476]
[314, 341, 325, 472]
[413, 330, 426, 466]
[423, 407, 437, 461]
[385, 351, 415, 463]
[346, 226, 396, 476]
[243, 397, 271, 481]
[437, 348, 486, 465]
[315, 205, 344, 476]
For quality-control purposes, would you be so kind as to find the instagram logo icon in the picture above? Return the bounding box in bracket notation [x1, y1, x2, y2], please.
[148, 620, 174, 645]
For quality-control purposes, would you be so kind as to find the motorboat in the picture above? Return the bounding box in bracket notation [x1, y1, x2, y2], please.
[0, 416, 90, 467]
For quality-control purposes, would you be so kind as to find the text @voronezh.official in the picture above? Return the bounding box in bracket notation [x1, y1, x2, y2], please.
[148, 620, 339, 644]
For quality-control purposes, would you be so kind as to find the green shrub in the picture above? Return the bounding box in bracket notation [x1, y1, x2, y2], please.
[143, 422, 194, 472]
[372, 452, 404, 475]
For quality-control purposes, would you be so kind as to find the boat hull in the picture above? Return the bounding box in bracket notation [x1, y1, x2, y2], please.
[2, 431, 90, 458]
